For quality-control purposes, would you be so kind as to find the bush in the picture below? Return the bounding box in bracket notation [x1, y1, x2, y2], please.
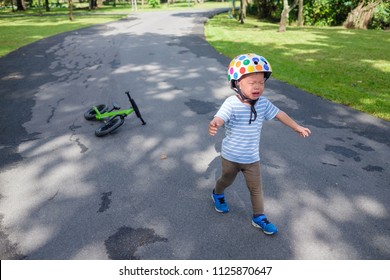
[247, 1, 282, 22]
[302, 0, 352, 26]
[247, 0, 389, 30]
[369, 2, 390, 30]
[148, 0, 160, 8]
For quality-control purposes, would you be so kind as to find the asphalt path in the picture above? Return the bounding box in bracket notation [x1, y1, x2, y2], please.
[0, 9, 389, 260]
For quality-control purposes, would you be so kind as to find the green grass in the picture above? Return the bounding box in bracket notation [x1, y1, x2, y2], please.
[205, 14, 390, 121]
[0, 15, 126, 57]
[0, 2, 230, 57]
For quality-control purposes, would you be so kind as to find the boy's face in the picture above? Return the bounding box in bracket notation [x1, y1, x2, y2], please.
[237, 72, 265, 100]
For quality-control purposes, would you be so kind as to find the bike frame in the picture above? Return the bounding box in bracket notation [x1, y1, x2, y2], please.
[92, 107, 134, 121]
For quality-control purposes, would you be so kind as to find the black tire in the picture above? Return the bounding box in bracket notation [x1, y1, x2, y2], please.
[84, 104, 108, 120]
[95, 117, 125, 137]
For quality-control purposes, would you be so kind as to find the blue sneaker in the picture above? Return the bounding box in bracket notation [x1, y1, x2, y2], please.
[211, 190, 229, 213]
[252, 214, 278, 235]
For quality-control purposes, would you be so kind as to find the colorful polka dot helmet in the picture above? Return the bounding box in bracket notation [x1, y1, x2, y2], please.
[227, 53, 272, 89]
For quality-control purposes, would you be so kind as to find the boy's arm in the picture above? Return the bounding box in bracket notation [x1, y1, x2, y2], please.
[209, 116, 225, 136]
[275, 111, 311, 138]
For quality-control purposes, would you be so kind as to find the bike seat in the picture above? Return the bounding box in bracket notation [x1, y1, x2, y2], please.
[112, 103, 121, 110]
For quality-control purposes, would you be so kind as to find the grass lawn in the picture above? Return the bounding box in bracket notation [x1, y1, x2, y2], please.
[205, 13, 390, 121]
[0, 15, 126, 57]
[0, 2, 230, 58]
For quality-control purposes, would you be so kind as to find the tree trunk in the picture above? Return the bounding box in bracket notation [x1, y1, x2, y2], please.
[343, 1, 382, 29]
[279, 4, 289, 32]
[45, 0, 50, 12]
[298, 0, 304, 27]
[16, 0, 26, 11]
[90, 0, 98, 10]
[37, 0, 42, 16]
[231, 0, 236, 17]
[69, 0, 74, 21]
[278, 0, 298, 32]
[239, 0, 247, 24]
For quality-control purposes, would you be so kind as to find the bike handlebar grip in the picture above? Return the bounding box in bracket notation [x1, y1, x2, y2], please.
[125, 91, 146, 125]
[125, 91, 133, 104]
[130, 99, 142, 119]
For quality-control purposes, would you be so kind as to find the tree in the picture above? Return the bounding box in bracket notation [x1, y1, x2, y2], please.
[45, 0, 50, 12]
[278, 0, 299, 32]
[344, 0, 382, 29]
[239, 0, 248, 24]
[69, 0, 74, 21]
[298, 0, 304, 27]
[16, 0, 26, 11]
[88, 0, 103, 9]
[90, 0, 98, 9]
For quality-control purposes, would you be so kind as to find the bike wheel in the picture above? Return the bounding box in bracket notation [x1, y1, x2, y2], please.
[95, 117, 125, 137]
[84, 104, 108, 120]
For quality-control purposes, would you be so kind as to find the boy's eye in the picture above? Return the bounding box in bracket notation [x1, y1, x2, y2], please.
[248, 81, 264, 86]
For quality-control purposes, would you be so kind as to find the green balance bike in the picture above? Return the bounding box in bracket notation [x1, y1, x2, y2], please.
[84, 91, 146, 137]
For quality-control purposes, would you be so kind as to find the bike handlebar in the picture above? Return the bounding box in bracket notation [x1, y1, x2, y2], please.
[125, 91, 146, 125]
[125, 91, 132, 102]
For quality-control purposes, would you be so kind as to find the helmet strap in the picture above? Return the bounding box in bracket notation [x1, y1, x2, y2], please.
[234, 84, 258, 124]
[249, 103, 257, 124]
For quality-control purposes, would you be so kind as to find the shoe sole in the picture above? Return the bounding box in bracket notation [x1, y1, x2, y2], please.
[251, 220, 277, 235]
[211, 194, 229, 213]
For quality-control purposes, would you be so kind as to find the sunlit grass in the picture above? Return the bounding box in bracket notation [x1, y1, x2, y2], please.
[0, 2, 230, 57]
[205, 14, 390, 121]
[0, 15, 125, 57]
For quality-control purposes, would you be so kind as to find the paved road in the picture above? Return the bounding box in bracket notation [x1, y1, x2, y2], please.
[0, 9, 389, 260]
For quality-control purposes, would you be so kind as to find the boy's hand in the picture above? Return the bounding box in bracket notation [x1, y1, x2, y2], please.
[209, 117, 224, 136]
[276, 111, 311, 138]
[295, 126, 311, 138]
[209, 120, 219, 136]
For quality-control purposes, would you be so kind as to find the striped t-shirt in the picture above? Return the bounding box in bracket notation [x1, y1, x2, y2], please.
[215, 95, 280, 164]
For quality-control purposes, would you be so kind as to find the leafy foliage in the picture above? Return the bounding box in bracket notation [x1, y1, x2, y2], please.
[369, 1, 390, 29]
[248, 0, 389, 30]
[148, 0, 161, 8]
